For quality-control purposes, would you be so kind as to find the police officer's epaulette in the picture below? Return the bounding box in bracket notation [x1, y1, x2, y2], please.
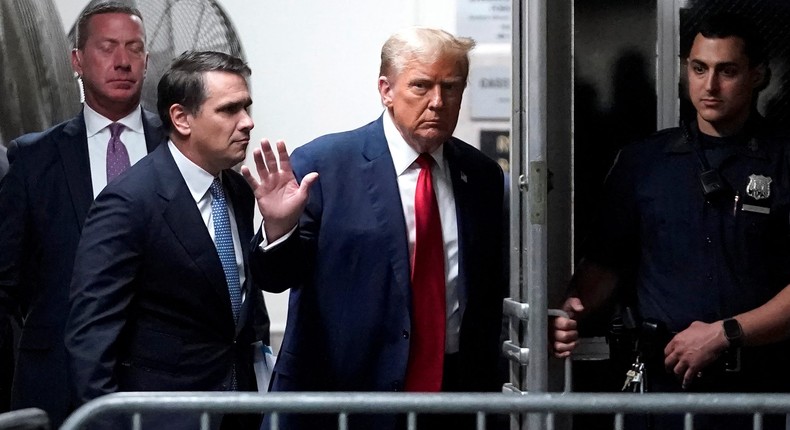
[620, 127, 685, 154]
[615, 128, 679, 151]
[648, 127, 681, 139]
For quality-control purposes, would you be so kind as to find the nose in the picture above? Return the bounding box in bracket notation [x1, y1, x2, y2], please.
[239, 110, 254, 132]
[704, 71, 720, 93]
[114, 48, 131, 70]
[428, 85, 445, 110]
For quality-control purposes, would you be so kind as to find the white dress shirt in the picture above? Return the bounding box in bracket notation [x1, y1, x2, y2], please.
[382, 111, 462, 354]
[168, 140, 247, 301]
[84, 104, 148, 198]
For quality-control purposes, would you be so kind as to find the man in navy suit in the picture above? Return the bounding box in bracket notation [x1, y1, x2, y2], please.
[66, 51, 268, 430]
[0, 3, 163, 426]
[245, 27, 506, 429]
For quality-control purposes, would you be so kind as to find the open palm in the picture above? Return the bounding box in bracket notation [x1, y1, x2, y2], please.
[241, 139, 318, 242]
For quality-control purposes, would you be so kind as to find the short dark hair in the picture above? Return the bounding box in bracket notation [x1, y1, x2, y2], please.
[75, 1, 144, 49]
[157, 51, 252, 132]
[697, 12, 767, 67]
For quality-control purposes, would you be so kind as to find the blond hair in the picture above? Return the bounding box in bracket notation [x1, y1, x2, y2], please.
[379, 27, 476, 80]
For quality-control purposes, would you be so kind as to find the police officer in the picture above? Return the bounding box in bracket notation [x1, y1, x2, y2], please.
[552, 12, 790, 430]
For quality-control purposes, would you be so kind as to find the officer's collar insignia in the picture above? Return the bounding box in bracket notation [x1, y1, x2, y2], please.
[746, 174, 772, 200]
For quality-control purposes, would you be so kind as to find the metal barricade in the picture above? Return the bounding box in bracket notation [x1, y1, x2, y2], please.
[0, 408, 49, 430]
[60, 391, 790, 430]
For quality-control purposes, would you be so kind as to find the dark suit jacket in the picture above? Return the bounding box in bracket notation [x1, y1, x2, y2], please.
[66, 143, 268, 429]
[258, 117, 505, 430]
[0, 108, 163, 426]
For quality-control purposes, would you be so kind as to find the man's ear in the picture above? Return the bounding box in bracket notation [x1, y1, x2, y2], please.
[170, 104, 191, 136]
[752, 63, 769, 90]
[71, 49, 82, 77]
[378, 76, 393, 108]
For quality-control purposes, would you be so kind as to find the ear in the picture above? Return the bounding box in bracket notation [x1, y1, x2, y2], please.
[378, 76, 394, 108]
[751, 64, 768, 89]
[169, 104, 191, 137]
[71, 49, 82, 77]
[143, 52, 149, 77]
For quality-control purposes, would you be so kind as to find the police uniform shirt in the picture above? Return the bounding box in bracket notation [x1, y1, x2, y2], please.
[584, 118, 790, 333]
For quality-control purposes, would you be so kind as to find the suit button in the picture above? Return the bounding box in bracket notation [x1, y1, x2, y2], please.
[392, 381, 401, 391]
[402, 330, 409, 339]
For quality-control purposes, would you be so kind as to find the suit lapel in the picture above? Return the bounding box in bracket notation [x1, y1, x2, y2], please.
[58, 108, 164, 232]
[154, 145, 235, 321]
[444, 141, 472, 316]
[361, 119, 411, 298]
[141, 108, 165, 153]
[57, 111, 93, 231]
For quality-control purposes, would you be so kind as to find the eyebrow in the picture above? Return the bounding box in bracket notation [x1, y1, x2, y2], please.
[216, 98, 252, 112]
[688, 59, 740, 69]
[409, 76, 465, 84]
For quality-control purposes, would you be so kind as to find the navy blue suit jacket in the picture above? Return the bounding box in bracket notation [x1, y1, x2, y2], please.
[0, 108, 163, 426]
[66, 143, 268, 429]
[259, 117, 505, 429]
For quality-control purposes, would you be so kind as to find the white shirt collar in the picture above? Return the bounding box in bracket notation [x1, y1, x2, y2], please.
[168, 140, 217, 203]
[83, 104, 145, 138]
[382, 110, 445, 176]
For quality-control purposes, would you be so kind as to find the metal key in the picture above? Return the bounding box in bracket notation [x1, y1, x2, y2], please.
[621, 368, 637, 391]
[630, 362, 644, 392]
[622, 356, 644, 392]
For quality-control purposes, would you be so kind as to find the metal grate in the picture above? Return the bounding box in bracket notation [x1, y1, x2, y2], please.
[0, 0, 80, 146]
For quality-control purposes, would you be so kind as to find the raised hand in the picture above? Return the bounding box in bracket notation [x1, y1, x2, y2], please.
[241, 139, 318, 242]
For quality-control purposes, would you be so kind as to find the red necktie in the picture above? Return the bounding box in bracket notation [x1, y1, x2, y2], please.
[404, 153, 446, 392]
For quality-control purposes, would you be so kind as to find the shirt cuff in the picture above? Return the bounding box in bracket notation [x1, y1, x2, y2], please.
[259, 223, 297, 251]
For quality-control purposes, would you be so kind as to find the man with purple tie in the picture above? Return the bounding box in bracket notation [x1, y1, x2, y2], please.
[0, 2, 163, 426]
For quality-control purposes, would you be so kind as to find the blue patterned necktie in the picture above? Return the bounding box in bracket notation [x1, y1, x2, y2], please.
[209, 178, 242, 322]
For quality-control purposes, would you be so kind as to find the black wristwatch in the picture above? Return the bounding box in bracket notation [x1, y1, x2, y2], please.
[722, 318, 743, 348]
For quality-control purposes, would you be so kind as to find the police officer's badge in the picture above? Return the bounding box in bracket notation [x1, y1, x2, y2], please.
[746, 174, 772, 200]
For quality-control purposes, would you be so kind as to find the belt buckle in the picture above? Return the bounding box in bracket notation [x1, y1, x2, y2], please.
[723, 347, 741, 372]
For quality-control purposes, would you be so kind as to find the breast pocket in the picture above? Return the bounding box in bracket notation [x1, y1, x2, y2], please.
[639, 194, 695, 273]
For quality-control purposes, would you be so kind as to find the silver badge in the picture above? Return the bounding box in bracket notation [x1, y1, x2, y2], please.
[746, 174, 772, 200]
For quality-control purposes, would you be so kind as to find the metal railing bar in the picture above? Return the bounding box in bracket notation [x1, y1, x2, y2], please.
[200, 412, 209, 430]
[61, 392, 790, 429]
[684, 412, 693, 430]
[476, 411, 486, 430]
[132, 412, 141, 430]
[270, 412, 278, 430]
